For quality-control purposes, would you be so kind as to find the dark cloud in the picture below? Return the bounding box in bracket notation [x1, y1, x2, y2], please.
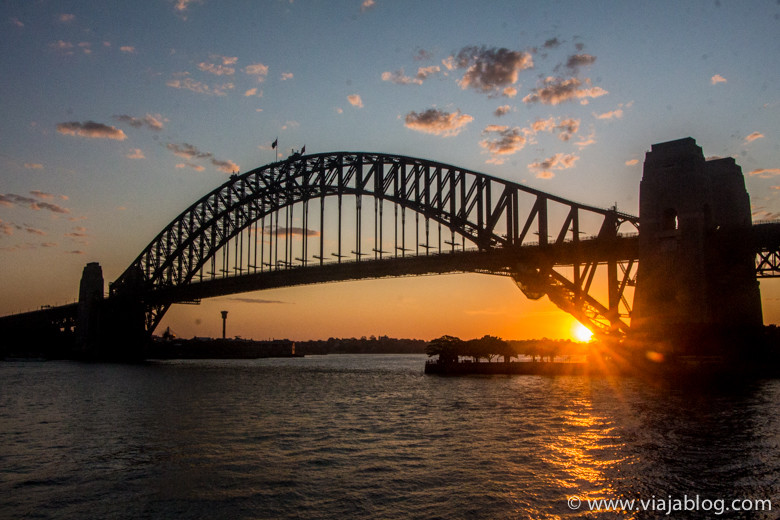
[565, 53, 596, 71]
[56, 121, 127, 140]
[0, 193, 70, 213]
[543, 38, 561, 49]
[446, 46, 533, 95]
[264, 226, 320, 237]
[493, 105, 512, 117]
[166, 142, 212, 159]
[404, 108, 473, 136]
[414, 48, 433, 61]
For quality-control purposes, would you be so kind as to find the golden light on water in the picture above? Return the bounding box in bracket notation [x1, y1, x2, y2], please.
[573, 323, 593, 343]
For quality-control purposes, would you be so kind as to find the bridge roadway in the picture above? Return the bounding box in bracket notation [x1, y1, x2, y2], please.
[147, 235, 639, 305]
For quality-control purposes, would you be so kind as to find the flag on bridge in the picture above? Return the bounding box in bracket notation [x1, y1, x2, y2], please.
[301, 145, 306, 154]
[271, 138, 278, 149]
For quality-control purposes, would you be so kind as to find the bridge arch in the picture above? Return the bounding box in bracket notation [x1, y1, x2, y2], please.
[110, 152, 639, 335]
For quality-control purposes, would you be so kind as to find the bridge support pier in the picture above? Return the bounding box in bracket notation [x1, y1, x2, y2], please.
[632, 137, 763, 355]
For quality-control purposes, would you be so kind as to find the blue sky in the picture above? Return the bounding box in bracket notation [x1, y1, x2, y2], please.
[1, 0, 779, 340]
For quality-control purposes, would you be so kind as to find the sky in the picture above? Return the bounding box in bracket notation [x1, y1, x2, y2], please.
[1, 0, 779, 341]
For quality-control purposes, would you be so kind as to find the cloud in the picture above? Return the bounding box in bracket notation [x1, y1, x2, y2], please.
[404, 108, 473, 137]
[24, 163, 44, 170]
[126, 148, 145, 159]
[574, 130, 596, 149]
[56, 121, 127, 140]
[281, 72, 293, 81]
[49, 40, 74, 54]
[166, 76, 234, 96]
[565, 53, 596, 71]
[595, 108, 623, 120]
[625, 159, 639, 166]
[448, 46, 534, 95]
[543, 38, 561, 49]
[244, 87, 263, 97]
[211, 158, 240, 174]
[176, 162, 205, 171]
[29, 191, 68, 201]
[555, 118, 579, 141]
[11, 17, 24, 28]
[414, 49, 432, 61]
[347, 94, 364, 108]
[174, 0, 201, 13]
[745, 132, 764, 143]
[167, 142, 212, 160]
[382, 69, 422, 85]
[479, 126, 527, 162]
[59, 14, 75, 23]
[245, 63, 269, 81]
[113, 113, 166, 131]
[494, 105, 511, 117]
[167, 142, 238, 173]
[529, 153, 579, 178]
[67, 250, 86, 255]
[227, 297, 288, 304]
[198, 60, 236, 76]
[0, 193, 70, 213]
[711, 74, 727, 85]
[120, 46, 136, 54]
[264, 226, 320, 237]
[749, 168, 780, 178]
[361, 0, 376, 12]
[522, 77, 608, 105]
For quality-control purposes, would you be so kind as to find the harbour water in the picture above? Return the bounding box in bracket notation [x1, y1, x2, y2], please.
[1, 354, 778, 519]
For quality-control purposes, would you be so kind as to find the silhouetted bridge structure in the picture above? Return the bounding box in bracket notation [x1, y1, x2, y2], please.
[2, 139, 780, 359]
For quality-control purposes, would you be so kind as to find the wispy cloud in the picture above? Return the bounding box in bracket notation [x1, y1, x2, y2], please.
[166, 75, 234, 96]
[24, 163, 44, 170]
[745, 131, 764, 143]
[166, 142, 239, 173]
[523, 77, 607, 105]
[245, 63, 269, 82]
[244, 87, 263, 97]
[263, 226, 320, 237]
[361, 0, 376, 13]
[58, 14, 75, 23]
[228, 297, 289, 304]
[11, 17, 24, 28]
[29, 191, 68, 201]
[749, 168, 780, 178]
[711, 74, 727, 85]
[281, 72, 294, 81]
[113, 113, 166, 131]
[595, 108, 623, 120]
[347, 94, 364, 108]
[198, 57, 236, 76]
[120, 46, 136, 54]
[126, 148, 145, 159]
[625, 159, 639, 166]
[404, 108, 473, 137]
[56, 121, 127, 140]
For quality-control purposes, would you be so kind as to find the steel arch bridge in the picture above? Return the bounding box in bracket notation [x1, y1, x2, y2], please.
[109, 151, 641, 338]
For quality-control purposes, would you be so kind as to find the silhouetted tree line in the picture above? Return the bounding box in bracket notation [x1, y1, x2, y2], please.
[426, 335, 588, 364]
[297, 336, 427, 355]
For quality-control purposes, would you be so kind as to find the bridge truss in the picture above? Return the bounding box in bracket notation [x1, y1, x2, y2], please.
[110, 152, 640, 337]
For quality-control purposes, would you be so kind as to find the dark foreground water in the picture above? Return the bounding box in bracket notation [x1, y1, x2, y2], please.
[1, 355, 779, 519]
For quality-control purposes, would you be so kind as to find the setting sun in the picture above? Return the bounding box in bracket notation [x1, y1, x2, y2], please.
[573, 323, 593, 343]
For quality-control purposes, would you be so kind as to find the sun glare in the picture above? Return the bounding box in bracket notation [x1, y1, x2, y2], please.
[573, 323, 593, 342]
